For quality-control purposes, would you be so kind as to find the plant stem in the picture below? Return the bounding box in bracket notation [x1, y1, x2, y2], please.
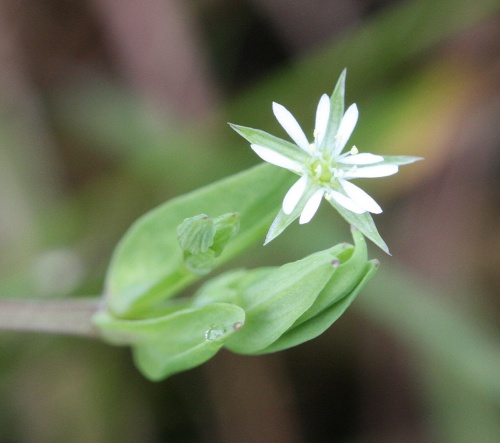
[0, 298, 102, 338]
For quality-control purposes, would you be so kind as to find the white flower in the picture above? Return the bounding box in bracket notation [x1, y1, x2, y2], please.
[250, 95, 398, 224]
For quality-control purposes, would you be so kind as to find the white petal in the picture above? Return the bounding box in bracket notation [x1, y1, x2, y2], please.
[314, 94, 330, 147]
[346, 164, 398, 178]
[299, 189, 325, 224]
[272, 102, 310, 152]
[329, 190, 366, 214]
[283, 175, 308, 214]
[339, 153, 383, 165]
[251, 144, 301, 172]
[332, 103, 358, 156]
[340, 179, 382, 213]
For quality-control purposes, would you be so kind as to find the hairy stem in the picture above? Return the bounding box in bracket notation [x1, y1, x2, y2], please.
[0, 298, 102, 338]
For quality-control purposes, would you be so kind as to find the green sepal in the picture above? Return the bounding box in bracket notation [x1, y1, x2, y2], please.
[264, 184, 320, 245]
[321, 69, 346, 155]
[328, 198, 390, 254]
[229, 124, 307, 165]
[379, 155, 424, 166]
[93, 302, 245, 381]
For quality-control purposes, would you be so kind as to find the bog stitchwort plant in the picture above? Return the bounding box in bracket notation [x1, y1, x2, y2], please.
[1, 70, 421, 381]
[231, 70, 421, 252]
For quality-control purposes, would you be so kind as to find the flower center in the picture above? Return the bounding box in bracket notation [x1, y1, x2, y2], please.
[307, 157, 334, 184]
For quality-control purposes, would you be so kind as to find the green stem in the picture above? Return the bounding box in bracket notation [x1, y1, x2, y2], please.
[0, 298, 101, 338]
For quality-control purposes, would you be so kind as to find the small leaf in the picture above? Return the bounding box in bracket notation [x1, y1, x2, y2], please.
[93, 303, 245, 381]
[177, 212, 240, 276]
[177, 214, 215, 254]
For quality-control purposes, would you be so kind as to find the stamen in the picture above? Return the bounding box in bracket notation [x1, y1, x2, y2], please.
[314, 164, 323, 179]
[350, 146, 359, 155]
[308, 143, 316, 153]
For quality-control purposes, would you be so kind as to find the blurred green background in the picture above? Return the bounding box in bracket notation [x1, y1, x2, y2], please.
[0, 0, 499, 441]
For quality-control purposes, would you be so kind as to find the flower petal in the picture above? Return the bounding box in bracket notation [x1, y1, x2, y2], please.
[345, 164, 398, 178]
[272, 102, 310, 152]
[250, 144, 301, 172]
[299, 188, 325, 224]
[332, 103, 358, 156]
[328, 190, 366, 214]
[283, 175, 308, 214]
[340, 179, 382, 213]
[339, 153, 383, 165]
[314, 94, 330, 148]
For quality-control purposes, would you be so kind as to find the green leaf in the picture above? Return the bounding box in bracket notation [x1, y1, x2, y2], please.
[105, 164, 294, 318]
[321, 69, 346, 154]
[293, 226, 370, 323]
[93, 303, 245, 381]
[229, 124, 307, 164]
[223, 248, 339, 354]
[380, 155, 424, 165]
[260, 260, 378, 353]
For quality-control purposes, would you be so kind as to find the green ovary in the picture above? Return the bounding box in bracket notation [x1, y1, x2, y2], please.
[308, 158, 335, 185]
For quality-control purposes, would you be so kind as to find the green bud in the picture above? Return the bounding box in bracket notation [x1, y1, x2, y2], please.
[177, 213, 240, 275]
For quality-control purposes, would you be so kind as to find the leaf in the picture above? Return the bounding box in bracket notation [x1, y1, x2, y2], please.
[292, 226, 370, 323]
[105, 164, 294, 318]
[259, 260, 378, 354]
[93, 303, 245, 381]
[223, 248, 339, 354]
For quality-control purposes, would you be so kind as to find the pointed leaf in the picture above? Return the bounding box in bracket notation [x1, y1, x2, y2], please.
[94, 303, 245, 381]
[259, 260, 378, 353]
